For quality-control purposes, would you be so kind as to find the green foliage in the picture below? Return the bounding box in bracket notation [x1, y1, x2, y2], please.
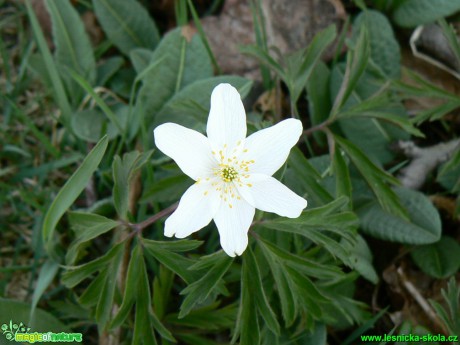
[411, 236, 460, 278]
[93, 0, 160, 55]
[359, 187, 441, 244]
[430, 278, 460, 338]
[6, 1, 460, 344]
[392, 0, 460, 27]
[42, 136, 108, 250]
[45, 0, 96, 102]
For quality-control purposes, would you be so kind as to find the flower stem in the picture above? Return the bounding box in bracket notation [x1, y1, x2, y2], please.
[120, 202, 178, 240]
[303, 120, 330, 136]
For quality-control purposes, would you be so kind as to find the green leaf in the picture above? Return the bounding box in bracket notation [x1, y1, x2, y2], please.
[437, 148, 460, 192]
[62, 242, 124, 288]
[258, 238, 343, 280]
[257, 242, 298, 326]
[96, 56, 124, 86]
[130, 48, 153, 74]
[337, 92, 424, 137]
[25, 0, 72, 130]
[359, 187, 442, 244]
[288, 147, 334, 207]
[30, 260, 60, 319]
[179, 252, 233, 318]
[93, 0, 159, 55]
[331, 27, 370, 117]
[69, 70, 124, 134]
[411, 236, 460, 278]
[42, 135, 108, 247]
[156, 76, 253, 128]
[0, 298, 70, 333]
[66, 212, 119, 264]
[45, 0, 96, 85]
[306, 61, 331, 145]
[113, 150, 154, 219]
[393, 0, 460, 28]
[110, 245, 142, 329]
[138, 27, 213, 125]
[334, 134, 408, 219]
[353, 9, 400, 78]
[288, 24, 336, 103]
[143, 239, 203, 252]
[333, 148, 352, 202]
[243, 247, 280, 335]
[235, 261, 260, 345]
[141, 172, 192, 203]
[96, 251, 123, 329]
[430, 277, 460, 337]
[71, 109, 118, 143]
[133, 246, 175, 343]
[341, 235, 378, 284]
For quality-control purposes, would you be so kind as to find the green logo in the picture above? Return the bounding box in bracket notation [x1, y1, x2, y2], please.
[1, 320, 83, 343]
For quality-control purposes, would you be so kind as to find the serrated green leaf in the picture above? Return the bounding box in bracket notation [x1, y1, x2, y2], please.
[45, 0, 96, 87]
[258, 238, 343, 279]
[113, 150, 154, 219]
[66, 212, 118, 264]
[359, 187, 441, 244]
[143, 239, 203, 253]
[243, 247, 280, 335]
[334, 134, 408, 219]
[341, 235, 378, 284]
[179, 252, 233, 318]
[93, 0, 159, 55]
[42, 135, 108, 248]
[258, 242, 297, 326]
[109, 245, 139, 330]
[393, 0, 460, 28]
[289, 24, 336, 103]
[235, 263, 260, 345]
[62, 242, 124, 288]
[411, 236, 460, 278]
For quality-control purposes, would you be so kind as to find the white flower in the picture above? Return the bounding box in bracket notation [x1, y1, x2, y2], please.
[153, 83, 307, 257]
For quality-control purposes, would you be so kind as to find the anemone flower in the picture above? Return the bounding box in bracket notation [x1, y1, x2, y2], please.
[154, 83, 307, 256]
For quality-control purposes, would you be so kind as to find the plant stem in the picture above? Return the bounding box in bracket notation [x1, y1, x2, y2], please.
[120, 202, 179, 240]
[303, 119, 330, 136]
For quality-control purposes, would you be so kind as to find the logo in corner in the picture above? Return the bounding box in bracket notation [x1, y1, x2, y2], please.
[1, 320, 82, 343]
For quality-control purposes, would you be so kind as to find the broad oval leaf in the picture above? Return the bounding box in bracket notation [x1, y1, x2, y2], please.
[411, 236, 460, 278]
[353, 10, 400, 78]
[358, 187, 441, 244]
[93, 0, 160, 55]
[393, 0, 460, 28]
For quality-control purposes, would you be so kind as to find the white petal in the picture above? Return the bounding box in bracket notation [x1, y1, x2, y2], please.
[213, 196, 255, 257]
[237, 174, 307, 218]
[154, 123, 216, 181]
[164, 182, 220, 238]
[242, 119, 302, 176]
[206, 83, 247, 154]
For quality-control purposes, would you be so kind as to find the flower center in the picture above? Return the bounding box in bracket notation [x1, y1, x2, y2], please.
[220, 165, 238, 182]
